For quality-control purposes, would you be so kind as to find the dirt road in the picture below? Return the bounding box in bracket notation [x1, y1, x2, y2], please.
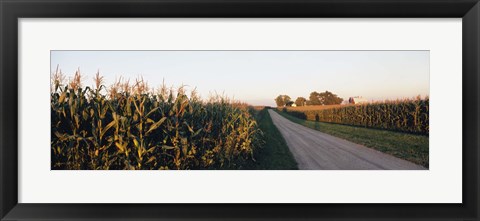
[268, 109, 426, 170]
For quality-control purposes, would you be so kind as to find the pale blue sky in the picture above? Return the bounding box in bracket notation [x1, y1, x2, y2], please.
[51, 51, 429, 106]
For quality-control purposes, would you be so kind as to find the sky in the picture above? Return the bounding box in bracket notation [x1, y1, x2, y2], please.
[51, 51, 429, 106]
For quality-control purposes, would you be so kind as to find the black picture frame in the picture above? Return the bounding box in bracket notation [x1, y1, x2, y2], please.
[1, 0, 479, 220]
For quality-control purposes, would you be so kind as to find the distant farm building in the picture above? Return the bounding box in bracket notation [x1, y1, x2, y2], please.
[348, 96, 369, 104]
[291, 103, 297, 107]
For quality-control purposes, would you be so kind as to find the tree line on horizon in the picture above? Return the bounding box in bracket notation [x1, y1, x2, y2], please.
[275, 91, 343, 107]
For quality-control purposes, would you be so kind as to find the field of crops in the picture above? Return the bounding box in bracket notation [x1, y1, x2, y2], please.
[51, 72, 263, 170]
[282, 104, 346, 112]
[281, 98, 429, 135]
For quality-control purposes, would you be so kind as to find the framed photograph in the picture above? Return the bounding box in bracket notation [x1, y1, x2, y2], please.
[1, 0, 478, 220]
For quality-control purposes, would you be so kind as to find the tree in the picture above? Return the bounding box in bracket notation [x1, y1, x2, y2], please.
[309, 91, 322, 105]
[274, 95, 291, 107]
[295, 97, 307, 106]
[321, 91, 343, 105]
[309, 91, 343, 105]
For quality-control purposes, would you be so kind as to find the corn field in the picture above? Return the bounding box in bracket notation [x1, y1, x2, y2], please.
[282, 98, 429, 135]
[51, 71, 263, 170]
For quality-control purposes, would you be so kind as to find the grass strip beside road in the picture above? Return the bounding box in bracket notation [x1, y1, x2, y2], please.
[275, 110, 429, 168]
[248, 108, 298, 170]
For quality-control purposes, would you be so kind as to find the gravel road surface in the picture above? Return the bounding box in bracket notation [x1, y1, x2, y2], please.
[268, 109, 426, 170]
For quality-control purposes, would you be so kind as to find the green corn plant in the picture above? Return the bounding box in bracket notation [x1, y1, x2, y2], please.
[51, 73, 263, 170]
[283, 97, 429, 135]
